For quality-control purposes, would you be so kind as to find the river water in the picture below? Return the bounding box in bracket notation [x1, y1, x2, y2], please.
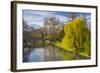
[23, 46, 88, 62]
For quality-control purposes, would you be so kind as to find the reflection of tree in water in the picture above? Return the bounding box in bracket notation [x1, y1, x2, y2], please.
[43, 45, 76, 61]
[43, 45, 89, 61]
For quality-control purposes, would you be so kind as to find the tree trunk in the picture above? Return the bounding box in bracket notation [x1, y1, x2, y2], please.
[74, 41, 79, 59]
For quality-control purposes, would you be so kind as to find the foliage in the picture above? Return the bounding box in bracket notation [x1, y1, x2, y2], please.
[23, 20, 33, 47]
[57, 16, 91, 56]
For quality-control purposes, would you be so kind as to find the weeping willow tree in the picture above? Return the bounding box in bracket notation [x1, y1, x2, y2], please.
[59, 16, 91, 58]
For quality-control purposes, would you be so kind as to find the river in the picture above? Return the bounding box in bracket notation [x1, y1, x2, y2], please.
[23, 45, 88, 62]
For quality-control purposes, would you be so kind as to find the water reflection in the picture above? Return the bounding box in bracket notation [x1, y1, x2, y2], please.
[23, 45, 88, 62]
[28, 48, 44, 62]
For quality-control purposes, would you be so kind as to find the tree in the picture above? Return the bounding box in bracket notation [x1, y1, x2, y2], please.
[60, 16, 91, 58]
[23, 20, 34, 48]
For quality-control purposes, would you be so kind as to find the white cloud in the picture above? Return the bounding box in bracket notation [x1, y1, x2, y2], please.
[29, 21, 44, 27]
[24, 15, 43, 22]
[23, 10, 68, 28]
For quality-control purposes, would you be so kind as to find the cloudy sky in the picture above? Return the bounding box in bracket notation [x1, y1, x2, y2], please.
[23, 10, 91, 29]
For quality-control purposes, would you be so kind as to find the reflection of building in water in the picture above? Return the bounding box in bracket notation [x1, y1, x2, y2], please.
[43, 46, 63, 61]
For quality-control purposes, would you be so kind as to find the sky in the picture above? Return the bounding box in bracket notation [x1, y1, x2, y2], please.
[23, 10, 91, 29]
